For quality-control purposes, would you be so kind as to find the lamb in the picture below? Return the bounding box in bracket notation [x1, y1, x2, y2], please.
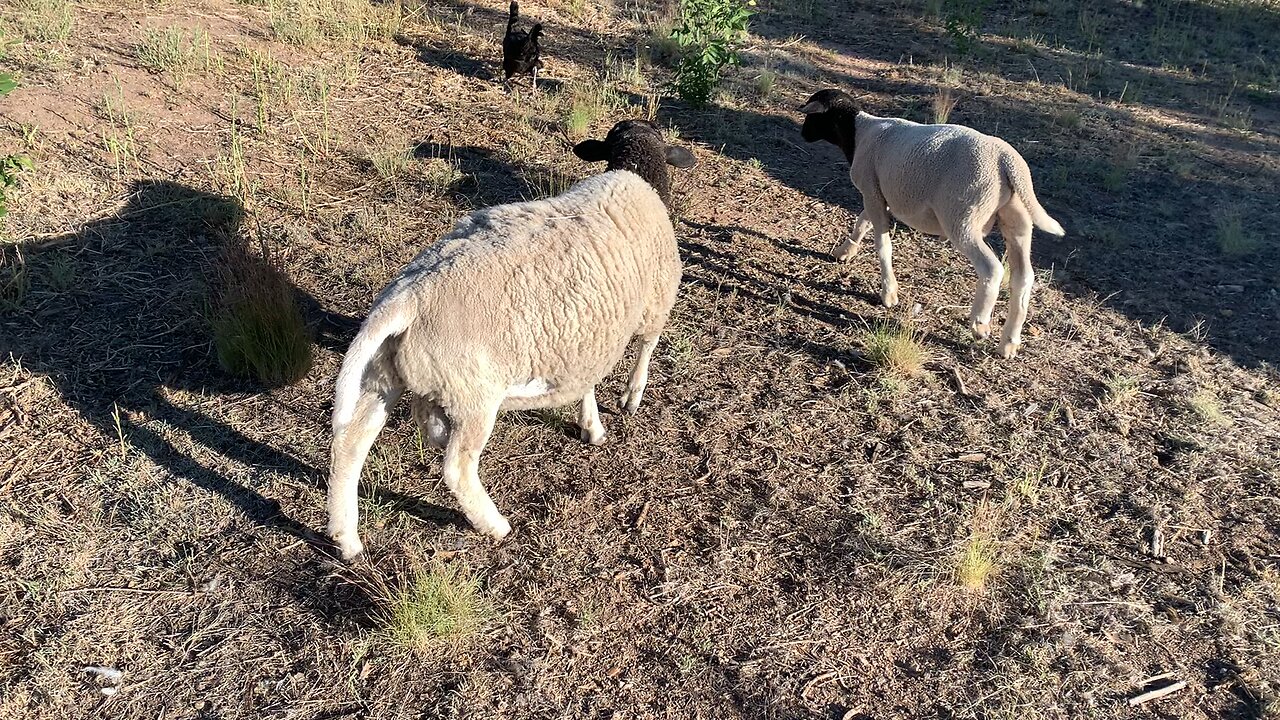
[502, 1, 543, 89]
[798, 88, 1065, 359]
[327, 119, 696, 560]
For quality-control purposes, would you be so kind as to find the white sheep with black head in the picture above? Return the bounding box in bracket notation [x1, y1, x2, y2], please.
[799, 88, 1065, 358]
[327, 119, 696, 559]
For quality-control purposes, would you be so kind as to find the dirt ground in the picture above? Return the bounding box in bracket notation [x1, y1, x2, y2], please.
[1, 0, 1278, 718]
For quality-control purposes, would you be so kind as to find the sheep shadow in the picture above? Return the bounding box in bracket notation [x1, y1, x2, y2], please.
[0, 180, 466, 609]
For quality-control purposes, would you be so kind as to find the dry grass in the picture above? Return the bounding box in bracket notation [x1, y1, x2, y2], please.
[211, 244, 314, 386]
[0, 0, 1277, 717]
[136, 26, 213, 77]
[861, 320, 925, 377]
[1187, 389, 1230, 427]
[932, 85, 957, 123]
[9, 0, 74, 42]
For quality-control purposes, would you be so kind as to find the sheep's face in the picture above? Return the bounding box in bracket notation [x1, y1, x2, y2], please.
[799, 89, 858, 162]
[573, 120, 696, 208]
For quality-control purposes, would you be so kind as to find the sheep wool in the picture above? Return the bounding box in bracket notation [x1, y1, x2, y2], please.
[800, 88, 1064, 359]
[327, 119, 695, 560]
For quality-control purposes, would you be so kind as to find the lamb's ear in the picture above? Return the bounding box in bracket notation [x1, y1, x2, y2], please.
[798, 99, 829, 114]
[572, 139, 610, 162]
[665, 146, 696, 169]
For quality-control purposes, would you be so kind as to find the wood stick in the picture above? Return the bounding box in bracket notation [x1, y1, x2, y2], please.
[1128, 680, 1186, 706]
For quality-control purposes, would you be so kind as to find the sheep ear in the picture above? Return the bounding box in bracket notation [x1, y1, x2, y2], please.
[665, 146, 696, 169]
[573, 139, 610, 162]
[798, 99, 828, 114]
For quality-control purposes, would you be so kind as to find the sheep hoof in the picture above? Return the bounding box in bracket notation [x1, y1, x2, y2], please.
[332, 533, 365, 561]
[881, 288, 899, 308]
[999, 340, 1021, 359]
[580, 425, 606, 445]
[831, 241, 861, 262]
[971, 321, 991, 340]
[484, 516, 513, 541]
[621, 390, 642, 414]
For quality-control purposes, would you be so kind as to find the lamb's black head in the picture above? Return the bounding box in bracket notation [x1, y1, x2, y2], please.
[798, 88, 858, 162]
[572, 120, 696, 208]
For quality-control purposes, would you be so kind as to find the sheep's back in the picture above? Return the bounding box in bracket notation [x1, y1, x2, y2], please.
[391, 171, 677, 395]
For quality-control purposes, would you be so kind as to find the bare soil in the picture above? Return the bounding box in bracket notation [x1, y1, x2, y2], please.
[1, 1, 1278, 718]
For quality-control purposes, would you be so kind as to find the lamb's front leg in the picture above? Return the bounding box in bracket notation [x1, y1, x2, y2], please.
[832, 214, 873, 261]
[578, 388, 605, 445]
[620, 332, 661, 414]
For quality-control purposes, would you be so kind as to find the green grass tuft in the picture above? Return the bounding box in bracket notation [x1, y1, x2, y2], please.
[384, 564, 490, 652]
[1216, 208, 1256, 257]
[861, 320, 925, 377]
[12, 0, 74, 42]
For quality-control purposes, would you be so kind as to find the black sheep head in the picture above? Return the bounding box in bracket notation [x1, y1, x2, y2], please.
[573, 120, 696, 208]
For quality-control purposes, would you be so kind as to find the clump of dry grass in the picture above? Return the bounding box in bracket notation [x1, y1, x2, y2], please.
[955, 499, 1000, 592]
[861, 320, 925, 377]
[211, 243, 313, 386]
[267, 0, 401, 47]
[11, 0, 74, 42]
[1103, 372, 1140, 407]
[1187, 389, 1230, 427]
[0, 245, 29, 312]
[382, 564, 491, 652]
[563, 78, 623, 138]
[933, 86, 958, 123]
[1216, 207, 1256, 257]
[136, 26, 214, 78]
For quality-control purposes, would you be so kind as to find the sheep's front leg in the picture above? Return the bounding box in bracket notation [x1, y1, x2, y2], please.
[832, 214, 873, 261]
[578, 388, 606, 445]
[872, 226, 899, 308]
[620, 332, 660, 414]
[951, 232, 1004, 340]
[443, 398, 511, 540]
[329, 385, 404, 560]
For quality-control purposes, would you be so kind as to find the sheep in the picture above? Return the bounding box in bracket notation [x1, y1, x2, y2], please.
[502, 1, 543, 89]
[327, 119, 696, 560]
[798, 88, 1065, 359]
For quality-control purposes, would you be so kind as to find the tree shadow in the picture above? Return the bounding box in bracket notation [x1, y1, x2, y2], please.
[0, 180, 465, 596]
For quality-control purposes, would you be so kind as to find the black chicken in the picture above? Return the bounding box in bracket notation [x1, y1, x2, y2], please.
[502, 1, 543, 89]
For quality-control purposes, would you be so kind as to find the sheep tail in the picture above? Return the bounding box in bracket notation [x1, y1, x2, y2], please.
[1000, 151, 1065, 237]
[331, 295, 414, 430]
[508, 1, 519, 29]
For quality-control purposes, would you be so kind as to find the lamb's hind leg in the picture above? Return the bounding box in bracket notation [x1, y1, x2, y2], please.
[329, 383, 404, 560]
[620, 332, 661, 414]
[442, 397, 511, 540]
[950, 228, 1004, 340]
[997, 199, 1035, 358]
[578, 388, 605, 445]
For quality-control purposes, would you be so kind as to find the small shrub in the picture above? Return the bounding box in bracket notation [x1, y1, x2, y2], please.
[861, 321, 925, 378]
[1216, 208, 1256, 257]
[383, 565, 490, 652]
[0, 74, 33, 219]
[942, 0, 989, 55]
[211, 244, 313, 386]
[670, 0, 754, 106]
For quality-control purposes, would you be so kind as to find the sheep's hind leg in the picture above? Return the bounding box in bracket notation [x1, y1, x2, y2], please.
[997, 200, 1035, 358]
[329, 383, 404, 560]
[951, 231, 1004, 340]
[442, 398, 511, 540]
[578, 388, 605, 445]
[620, 332, 661, 414]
